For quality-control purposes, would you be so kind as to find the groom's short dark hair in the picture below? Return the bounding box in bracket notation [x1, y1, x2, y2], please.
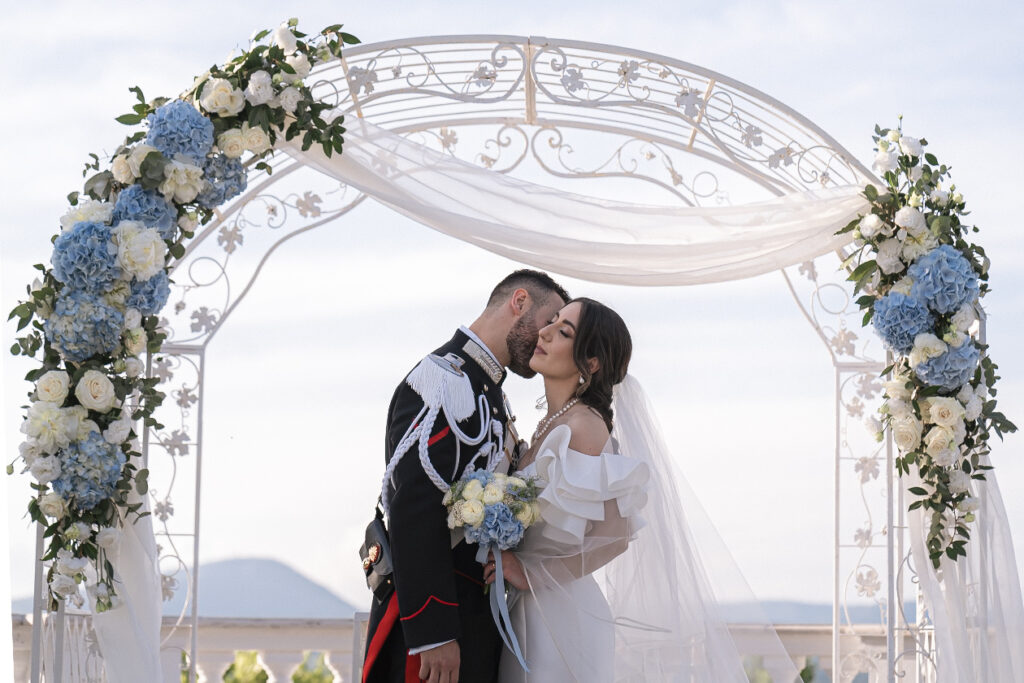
[487, 269, 570, 309]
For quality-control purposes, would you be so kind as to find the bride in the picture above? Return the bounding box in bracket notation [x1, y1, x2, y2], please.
[484, 297, 796, 682]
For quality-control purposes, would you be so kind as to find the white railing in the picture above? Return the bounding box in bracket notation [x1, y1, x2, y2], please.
[11, 613, 931, 682]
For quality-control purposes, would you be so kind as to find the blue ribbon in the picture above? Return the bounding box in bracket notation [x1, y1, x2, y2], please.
[478, 543, 529, 671]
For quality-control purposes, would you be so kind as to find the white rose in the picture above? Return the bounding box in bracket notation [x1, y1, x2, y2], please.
[932, 448, 958, 468]
[506, 476, 527, 489]
[217, 129, 246, 158]
[899, 136, 923, 157]
[124, 327, 148, 357]
[160, 159, 205, 204]
[276, 86, 302, 114]
[127, 144, 158, 177]
[283, 53, 312, 84]
[59, 199, 114, 232]
[74, 370, 119, 413]
[876, 238, 905, 275]
[901, 231, 938, 263]
[56, 549, 89, 576]
[124, 357, 144, 378]
[273, 25, 298, 53]
[19, 440, 42, 467]
[461, 479, 484, 501]
[49, 573, 78, 598]
[244, 70, 275, 106]
[62, 405, 99, 440]
[947, 470, 971, 494]
[96, 527, 123, 549]
[924, 425, 955, 456]
[112, 221, 166, 281]
[39, 492, 68, 519]
[929, 397, 966, 428]
[951, 304, 977, 333]
[111, 154, 135, 184]
[959, 496, 980, 513]
[21, 401, 73, 454]
[103, 412, 134, 445]
[890, 276, 914, 296]
[873, 149, 898, 174]
[858, 214, 884, 239]
[886, 398, 913, 418]
[515, 504, 534, 526]
[883, 372, 913, 400]
[36, 370, 71, 404]
[909, 333, 947, 369]
[964, 396, 983, 422]
[29, 455, 61, 484]
[930, 188, 949, 206]
[886, 130, 901, 143]
[199, 78, 246, 117]
[891, 415, 923, 453]
[481, 483, 504, 505]
[241, 123, 272, 155]
[894, 206, 927, 235]
[461, 499, 485, 526]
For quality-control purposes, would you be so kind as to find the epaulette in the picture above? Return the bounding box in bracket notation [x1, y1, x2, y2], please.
[405, 352, 476, 423]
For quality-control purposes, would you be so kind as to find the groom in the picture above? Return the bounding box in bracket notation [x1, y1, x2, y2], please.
[363, 269, 569, 683]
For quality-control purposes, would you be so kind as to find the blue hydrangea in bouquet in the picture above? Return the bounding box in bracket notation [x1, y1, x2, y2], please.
[443, 469, 541, 670]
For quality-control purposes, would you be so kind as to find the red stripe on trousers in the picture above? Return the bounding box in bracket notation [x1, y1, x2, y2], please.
[362, 593, 400, 683]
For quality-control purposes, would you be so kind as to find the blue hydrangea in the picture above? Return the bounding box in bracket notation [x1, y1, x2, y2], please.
[908, 245, 980, 315]
[113, 185, 177, 240]
[52, 432, 126, 511]
[196, 154, 248, 209]
[916, 341, 981, 390]
[126, 271, 171, 315]
[44, 289, 124, 362]
[145, 100, 214, 164]
[51, 222, 119, 293]
[465, 504, 524, 550]
[872, 292, 934, 354]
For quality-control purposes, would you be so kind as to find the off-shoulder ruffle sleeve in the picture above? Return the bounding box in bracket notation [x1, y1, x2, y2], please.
[531, 424, 649, 546]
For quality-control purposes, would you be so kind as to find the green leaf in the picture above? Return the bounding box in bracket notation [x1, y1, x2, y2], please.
[129, 86, 146, 104]
[864, 184, 879, 202]
[848, 260, 877, 282]
[135, 469, 149, 495]
[340, 32, 361, 45]
[83, 171, 113, 200]
[908, 486, 929, 496]
[115, 113, 143, 126]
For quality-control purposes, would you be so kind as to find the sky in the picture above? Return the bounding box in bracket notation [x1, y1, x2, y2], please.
[2, 0, 1023, 616]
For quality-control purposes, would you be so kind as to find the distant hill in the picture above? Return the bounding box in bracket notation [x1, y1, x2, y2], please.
[13, 557, 359, 619]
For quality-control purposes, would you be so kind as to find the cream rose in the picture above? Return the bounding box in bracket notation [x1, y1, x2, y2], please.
[481, 483, 505, 505]
[29, 455, 61, 484]
[909, 333, 947, 369]
[461, 479, 484, 501]
[96, 527, 123, 549]
[894, 206, 927, 235]
[924, 425, 955, 457]
[506, 476, 527, 489]
[112, 221, 166, 281]
[244, 70, 275, 106]
[74, 370, 119, 413]
[461, 499, 485, 526]
[200, 78, 245, 117]
[160, 159, 205, 204]
[515, 504, 534, 526]
[930, 188, 949, 206]
[929, 397, 966, 428]
[36, 370, 70, 404]
[111, 154, 135, 184]
[891, 415, 923, 453]
[858, 214, 884, 239]
[883, 372, 913, 400]
[242, 123, 272, 155]
[886, 398, 913, 419]
[39, 492, 68, 519]
[276, 86, 302, 114]
[217, 129, 246, 158]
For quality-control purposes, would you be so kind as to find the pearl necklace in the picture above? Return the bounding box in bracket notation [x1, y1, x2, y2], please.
[533, 397, 579, 442]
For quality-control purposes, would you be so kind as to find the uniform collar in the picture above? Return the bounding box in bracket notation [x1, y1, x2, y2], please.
[458, 325, 506, 385]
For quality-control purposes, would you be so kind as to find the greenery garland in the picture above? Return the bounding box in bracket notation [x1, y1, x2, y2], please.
[840, 122, 1016, 567]
[8, 20, 358, 610]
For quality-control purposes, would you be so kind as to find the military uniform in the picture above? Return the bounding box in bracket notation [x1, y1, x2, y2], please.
[363, 329, 511, 683]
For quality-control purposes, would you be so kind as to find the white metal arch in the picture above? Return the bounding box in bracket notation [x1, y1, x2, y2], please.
[31, 35, 945, 683]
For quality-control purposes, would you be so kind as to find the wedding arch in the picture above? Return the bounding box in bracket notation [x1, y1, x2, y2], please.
[17, 31, 1023, 683]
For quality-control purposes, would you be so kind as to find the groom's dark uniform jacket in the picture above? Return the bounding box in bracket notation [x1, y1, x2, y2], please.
[363, 330, 507, 683]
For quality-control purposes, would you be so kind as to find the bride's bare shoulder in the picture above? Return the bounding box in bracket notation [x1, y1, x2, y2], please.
[564, 407, 610, 456]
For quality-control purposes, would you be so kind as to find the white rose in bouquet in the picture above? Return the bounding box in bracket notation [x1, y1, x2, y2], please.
[891, 415, 923, 453]
[909, 333, 947, 369]
[217, 129, 246, 158]
[899, 136, 923, 157]
[75, 370, 119, 413]
[36, 370, 70, 404]
[515, 504, 534, 526]
[883, 372, 913, 400]
[929, 397, 966, 428]
[103, 412, 133, 445]
[178, 212, 199, 234]
[932, 448, 958, 468]
[858, 214, 884, 239]
[60, 200, 114, 232]
[39, 492, 68, 519]
[930, 188, 949, 206]
[276, 86, 302, 114]
[160, 159, 205, 203]
[283, 53, 312, 84]
[200, 78, 246, 117]
[96, 527, 123, 549]
[947, 469, 971, 494]
[506, 476, 527, 489]
[111, 154, 135, 184]
[241, 123, 272, 155]
[481, 483, 505, 505]
[461, 499, 485, 526]
[876, 238, 905, 275]
[951, 303, 977, 333]
[924, 425, 955, 456]
[908, 192, 923, 208]
[461, 479, 484, 501]
[19, 440, 42, 468]
[29, 455, 61, 484]
[123, 308, 142, 330]
[894, 206, 927, 235]
[244, 70, 275, 106]
[273, 25, 298, 53]
[886, 398, 913, 418]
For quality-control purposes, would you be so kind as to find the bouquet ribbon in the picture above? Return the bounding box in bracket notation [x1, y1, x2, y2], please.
[476, 543, 529, 671]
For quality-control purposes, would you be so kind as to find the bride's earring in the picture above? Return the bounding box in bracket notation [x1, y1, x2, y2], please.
[535, 394, 547, 410]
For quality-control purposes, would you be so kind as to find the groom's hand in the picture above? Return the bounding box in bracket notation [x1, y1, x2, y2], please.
[418, 640, 460, 683]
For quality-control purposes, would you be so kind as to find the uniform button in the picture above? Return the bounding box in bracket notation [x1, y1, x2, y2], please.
[484, 384, 489, 391]
[492, 407, 498, 415]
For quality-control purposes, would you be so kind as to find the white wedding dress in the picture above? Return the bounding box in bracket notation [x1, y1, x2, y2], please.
[498, 377, 798, 683]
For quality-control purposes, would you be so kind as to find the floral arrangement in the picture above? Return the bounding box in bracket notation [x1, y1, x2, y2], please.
[444, 470, 541, 549]
[7, 20, 358, 610]
[840, 122, 1016, 568]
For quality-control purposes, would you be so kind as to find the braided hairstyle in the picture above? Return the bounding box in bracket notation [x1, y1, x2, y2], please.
[570, 298, 632, 431]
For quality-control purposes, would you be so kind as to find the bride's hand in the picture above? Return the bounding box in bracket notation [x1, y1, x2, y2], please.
[483, 550, 528, 590]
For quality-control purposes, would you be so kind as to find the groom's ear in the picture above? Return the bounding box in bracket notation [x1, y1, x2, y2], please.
[510, 287, 530, 316]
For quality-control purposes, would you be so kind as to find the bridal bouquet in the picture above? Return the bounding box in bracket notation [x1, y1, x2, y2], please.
[444, 469, 540, 670]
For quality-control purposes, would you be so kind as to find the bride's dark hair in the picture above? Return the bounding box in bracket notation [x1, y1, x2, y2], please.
[571, 298, 632, 431]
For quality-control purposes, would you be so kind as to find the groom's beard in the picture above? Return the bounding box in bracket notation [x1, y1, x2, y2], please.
[506, 316, 539, 378]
